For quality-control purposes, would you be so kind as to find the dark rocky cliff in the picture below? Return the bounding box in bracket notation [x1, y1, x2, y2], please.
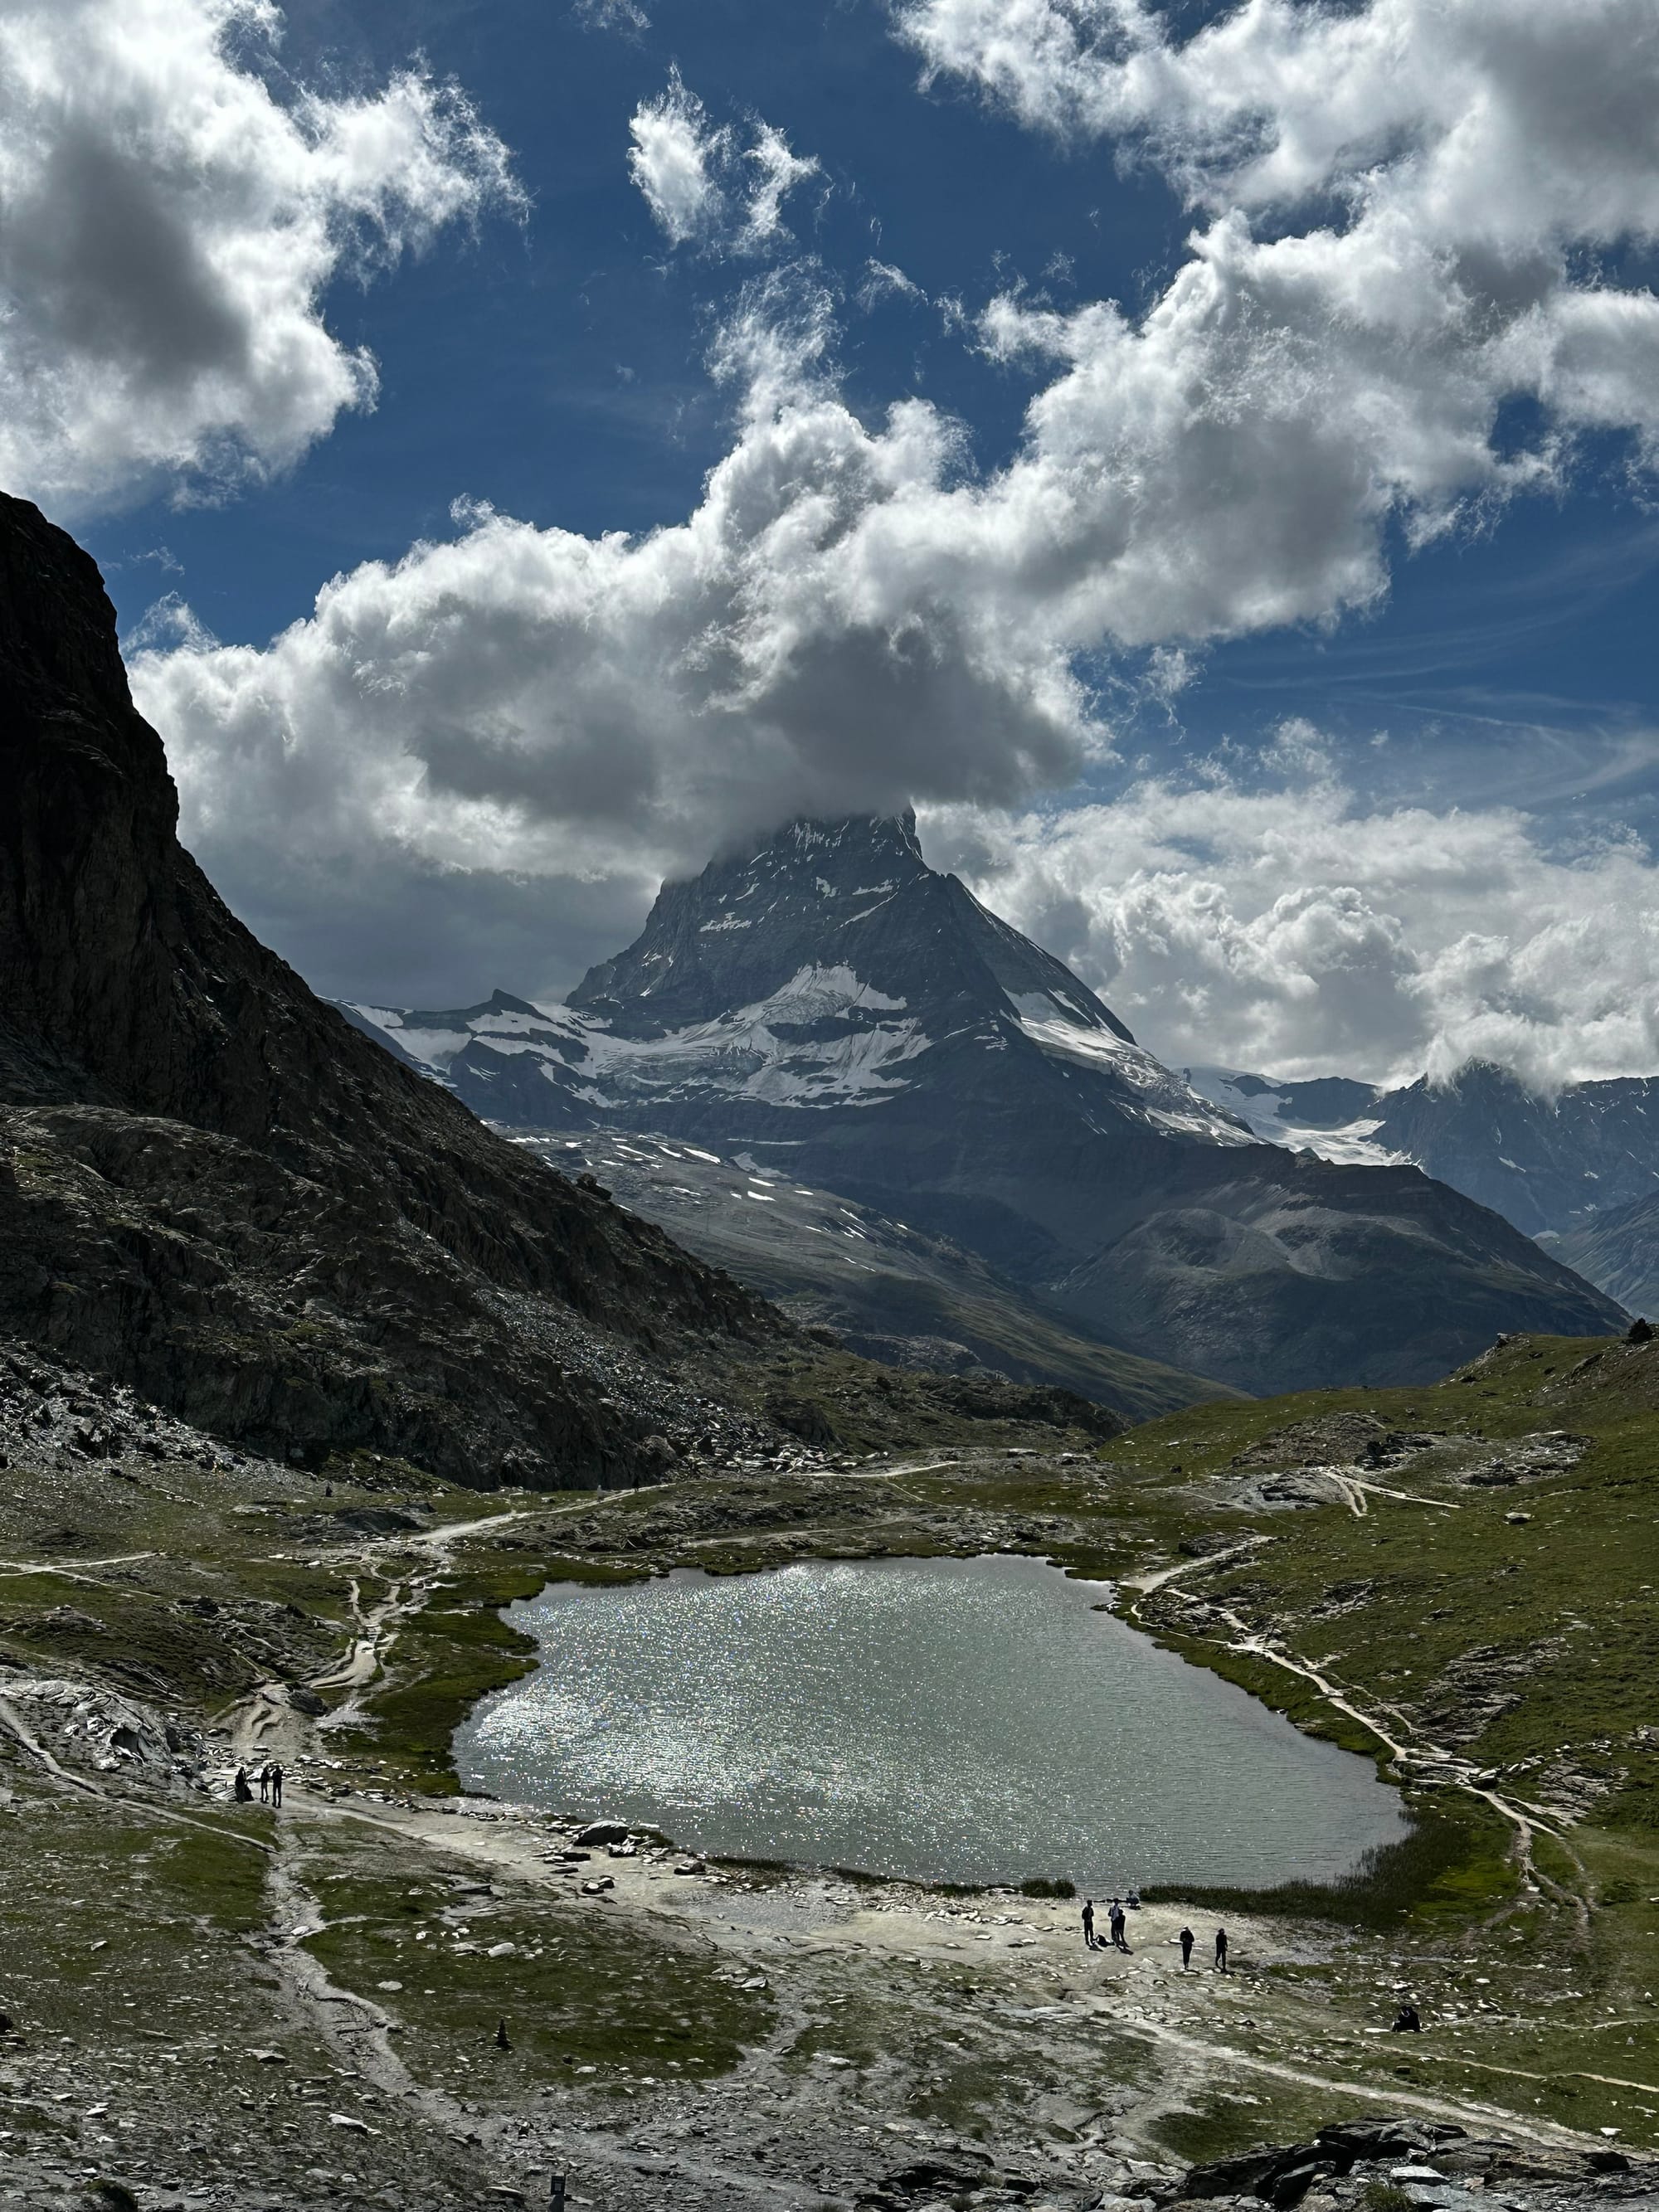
[0, 491, 784, 1485]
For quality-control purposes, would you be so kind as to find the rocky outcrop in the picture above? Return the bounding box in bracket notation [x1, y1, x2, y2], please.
[0, 492, 790, 1485]
[1173, 2117, 1646, 2212]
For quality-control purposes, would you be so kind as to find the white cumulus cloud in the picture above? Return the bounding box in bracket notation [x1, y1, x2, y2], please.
[923, 756, 1659, 1090]
[627, 69, 727, 246]
[627, 73, 820, 254]
[902, 0, 1659, 635]
[121, 0, 1659, 1063]
[128, 292, 1083, 999]
[0, 0, 521, 514]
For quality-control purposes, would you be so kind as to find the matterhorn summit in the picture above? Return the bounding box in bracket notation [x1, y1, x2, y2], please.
[349, 813, 1620, 1394]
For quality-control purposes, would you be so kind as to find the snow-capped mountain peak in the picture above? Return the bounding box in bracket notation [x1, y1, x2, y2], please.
[340, 812, 1623, 1395]
[350, 813, 1244, 1144]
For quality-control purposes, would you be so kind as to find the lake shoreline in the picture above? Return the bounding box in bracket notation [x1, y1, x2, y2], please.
[453, 1552, 1410, 1898]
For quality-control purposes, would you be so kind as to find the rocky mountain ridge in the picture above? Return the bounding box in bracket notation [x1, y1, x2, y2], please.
[1555, 1186, 1659, 1317]
[1188, 1061, 1659, 1318]
[348, 815, 1623, 1395]
[524, 1125, 1234, 1420]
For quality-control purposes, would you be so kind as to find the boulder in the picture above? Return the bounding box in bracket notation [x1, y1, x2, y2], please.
[1183, 2151, 1306, 2200]
[1267, 2166, 1337, 2209]
[881, 2154, 994, 2193]
[1314, 2119, 1453, 2165]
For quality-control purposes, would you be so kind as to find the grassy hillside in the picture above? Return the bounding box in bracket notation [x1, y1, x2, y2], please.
[1022, 1327, 1659, 2145]
[1084, 1328, 1658, 1814]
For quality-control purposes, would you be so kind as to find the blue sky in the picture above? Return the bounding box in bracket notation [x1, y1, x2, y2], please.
[88, 0, 1193, 630]
[89, 0, 1658, 790]
[7, 0, 1659, 1084]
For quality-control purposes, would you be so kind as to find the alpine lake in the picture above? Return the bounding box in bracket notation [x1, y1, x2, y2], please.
[454, 1552, 1407, 1892]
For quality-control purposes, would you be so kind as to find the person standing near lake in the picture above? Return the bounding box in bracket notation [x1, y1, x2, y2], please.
[1214, 1928, 1229, 1972]
[1082, 1900, 1097, 1949]
[1109, 1902, 1130, 1952]
[1180, 1926, 1194, 1971]
[270, 1762, 284, 1809]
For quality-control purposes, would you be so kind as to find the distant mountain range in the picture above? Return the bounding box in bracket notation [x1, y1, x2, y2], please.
[343, 813, 1622, 1396]
[1187, 1063, 1659, 1314]
[1188, 1062, 1659, 1232]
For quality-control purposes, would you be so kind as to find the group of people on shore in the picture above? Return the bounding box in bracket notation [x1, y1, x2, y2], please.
[231, 1761, 285, 1806]
[1082, 1897, 1228, 1971]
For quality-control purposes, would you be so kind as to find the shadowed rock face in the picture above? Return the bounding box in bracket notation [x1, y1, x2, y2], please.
[0, 490, 782, 1485]
[1556, 1187, 1659, 1320]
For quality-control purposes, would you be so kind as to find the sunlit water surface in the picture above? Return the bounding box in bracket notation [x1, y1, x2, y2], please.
[455, 1554, 1407, 1890]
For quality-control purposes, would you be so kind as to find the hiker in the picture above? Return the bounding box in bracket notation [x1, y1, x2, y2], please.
[1179, 1926, 1194, 1971]
[1125, 1889, 1141, 1910]
[258, 1763, 270, 1804]
[1391, 2002, 1421, 2033]
[1081, 1900, 1097, 1949]
[1109, 1903, 1130, 1953]
[1214, 1927, 1229, 1972]
[232, 1766, 253, 1802]
[270, 1762, 285, 1809]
